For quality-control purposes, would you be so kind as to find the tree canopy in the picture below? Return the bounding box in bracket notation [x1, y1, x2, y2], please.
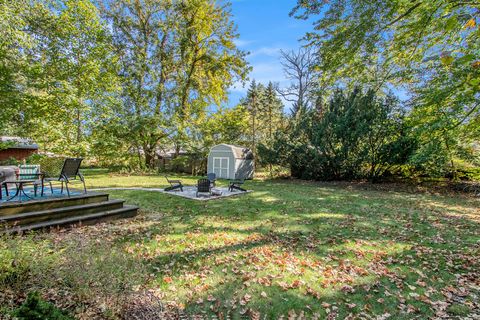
[0, 0, 250, 169]
[291, 0, 479, 137]
[0, 0, 478, 179]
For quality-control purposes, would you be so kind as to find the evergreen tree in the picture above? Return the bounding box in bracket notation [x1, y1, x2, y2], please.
[243, 80, 265, 158]
[260, 82, 284, 174]
[262, 82, 284, 142]
[260, 87, 415, 180]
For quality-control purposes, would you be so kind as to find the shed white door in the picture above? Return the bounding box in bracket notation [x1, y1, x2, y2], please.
[213, 157, 229, 178]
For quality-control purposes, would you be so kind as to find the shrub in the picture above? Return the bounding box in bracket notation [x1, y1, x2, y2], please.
[0, 157, 20, 166]
[11, 291, 72, 320]
[168, 155, 190, 173]
[259, 87, 416, 181]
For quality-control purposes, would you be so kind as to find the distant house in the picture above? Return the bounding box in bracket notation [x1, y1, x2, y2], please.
[156, 148, 189, 162]
[207, 144, 254, 180]
[156, 148, 194, 173]
[0, 136, 39, 161]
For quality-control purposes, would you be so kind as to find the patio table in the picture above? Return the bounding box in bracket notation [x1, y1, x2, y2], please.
[2, 179, 39, 202]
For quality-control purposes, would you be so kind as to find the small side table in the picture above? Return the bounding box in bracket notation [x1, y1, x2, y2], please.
[3, 180, 38, 202]
[18, 173, 45, 197]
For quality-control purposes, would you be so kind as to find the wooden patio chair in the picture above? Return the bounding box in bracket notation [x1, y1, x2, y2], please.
[229, 179, 247, 192]
[164, 176, 183, 192]
[196, 178, 212, 197]
[207, 172, 216, 187]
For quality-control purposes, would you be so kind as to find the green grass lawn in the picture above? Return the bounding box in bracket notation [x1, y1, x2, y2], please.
[1, 170, 479, 319]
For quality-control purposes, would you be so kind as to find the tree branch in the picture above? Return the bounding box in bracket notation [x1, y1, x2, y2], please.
[386, 2, 422, 28]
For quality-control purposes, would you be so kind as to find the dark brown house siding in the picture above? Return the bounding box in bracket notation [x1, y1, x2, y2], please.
[0, 148, 38, 161]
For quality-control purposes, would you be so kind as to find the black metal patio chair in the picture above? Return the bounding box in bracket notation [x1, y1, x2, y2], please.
[196, 178, 212, 197]
[164, 176, 183, 192]
[229, 179, 247, 192]
[45, 158, 86, 197]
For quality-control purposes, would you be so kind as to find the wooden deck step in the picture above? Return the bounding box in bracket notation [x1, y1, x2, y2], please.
[0, 199, 125, 227]
[6, 205, 139, 233]
[0, 193, 110, 216]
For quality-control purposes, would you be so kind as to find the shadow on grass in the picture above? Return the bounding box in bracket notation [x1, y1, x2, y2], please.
[90, 179, 479, 318]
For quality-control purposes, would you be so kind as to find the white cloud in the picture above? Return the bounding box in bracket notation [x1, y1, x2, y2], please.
[234, 39, 254, 48]
[248, 47, 283, 58]
[250, 62, 288, 84]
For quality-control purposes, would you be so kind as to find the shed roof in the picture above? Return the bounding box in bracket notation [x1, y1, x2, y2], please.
[0, 136, 38, 150]
[211, 144, 253, 159]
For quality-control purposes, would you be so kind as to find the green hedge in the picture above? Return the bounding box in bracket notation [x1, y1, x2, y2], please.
[25, 154, 65, 178]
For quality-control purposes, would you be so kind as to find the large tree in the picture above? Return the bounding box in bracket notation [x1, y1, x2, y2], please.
[39, 0, 117, 156]
[185, 105, 249, 174]
[0, 0, 31, 131]
[101, 0, 249, 168]
[262, 82, 285, 142]
[243, 80, 265, 158]
[0, 0, 116, 156]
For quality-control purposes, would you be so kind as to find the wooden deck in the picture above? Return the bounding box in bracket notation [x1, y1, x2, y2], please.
[0, 192, 139, 232]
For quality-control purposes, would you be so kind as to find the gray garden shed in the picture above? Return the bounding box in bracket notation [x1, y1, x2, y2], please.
[207, 144, 254, 180]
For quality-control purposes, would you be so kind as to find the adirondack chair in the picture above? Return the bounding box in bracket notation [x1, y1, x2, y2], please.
[229, 179, 247, 192]
[207, 172, 216, 187]
[196, 178, 212, 197]
[164, 176, 183, 192]
[45, 158, 86, 197]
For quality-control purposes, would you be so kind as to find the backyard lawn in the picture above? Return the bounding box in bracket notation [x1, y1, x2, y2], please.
[1, 170, 479, 319]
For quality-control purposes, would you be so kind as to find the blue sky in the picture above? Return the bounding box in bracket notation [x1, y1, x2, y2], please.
[227, 0, 314, 107]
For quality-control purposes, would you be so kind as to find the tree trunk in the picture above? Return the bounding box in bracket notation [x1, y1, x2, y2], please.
[76, 108, 82, 146]
[251, 95, 256, 167]
[144, 147, 156, 169]
[268, 104, 273, 176]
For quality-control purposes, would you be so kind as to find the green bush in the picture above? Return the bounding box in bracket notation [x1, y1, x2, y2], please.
[168, 155, 190, 172]
[0, 157, 20, 166]
[457, 167, 480, 181]
[259, 87, 416, 181]
[25, 154, 65, 178]
[11, 291, 72, 320]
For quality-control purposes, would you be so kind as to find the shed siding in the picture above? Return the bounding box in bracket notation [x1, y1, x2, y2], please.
[207, 144, 254, 180]
[235, 159, 254, 179]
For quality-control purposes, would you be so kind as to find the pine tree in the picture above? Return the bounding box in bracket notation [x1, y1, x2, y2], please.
[260, 82, 284, 175]
[262, 82, 284, 141]
[244, 80, 265, 159]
